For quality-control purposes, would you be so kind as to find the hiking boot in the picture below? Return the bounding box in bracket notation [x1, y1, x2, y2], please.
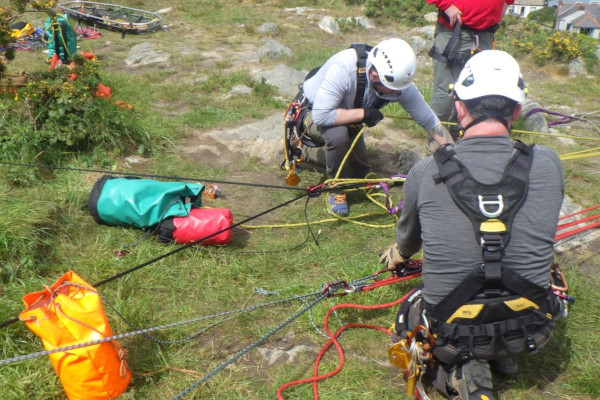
[327, 193, 349, 216]
[490, 357, 519, 376]
[449, 359, 495, 400]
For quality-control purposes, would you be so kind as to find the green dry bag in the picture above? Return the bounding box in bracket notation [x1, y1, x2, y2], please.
[88, 175, 204, 229]
[44, 15, 77, 63]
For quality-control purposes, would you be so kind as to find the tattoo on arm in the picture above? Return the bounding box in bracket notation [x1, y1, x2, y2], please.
[428, 124, 454, 145]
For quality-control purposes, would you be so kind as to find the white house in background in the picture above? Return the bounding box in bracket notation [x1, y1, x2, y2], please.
[508, 0, 546, 18]
[548, 0, 600, 6]
[554, 3, 600, 39]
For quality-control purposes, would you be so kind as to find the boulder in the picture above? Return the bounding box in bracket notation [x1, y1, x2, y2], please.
[253, 64, 306, 98]
[318, 16, 342, 35]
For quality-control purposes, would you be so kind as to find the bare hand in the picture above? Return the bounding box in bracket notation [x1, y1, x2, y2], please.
[444, 4, 462, 27]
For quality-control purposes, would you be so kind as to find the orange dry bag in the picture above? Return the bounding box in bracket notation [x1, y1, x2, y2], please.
[19, 271, 131, 400]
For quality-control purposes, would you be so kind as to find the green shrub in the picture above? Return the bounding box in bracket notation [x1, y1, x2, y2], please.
[534, 31, 584, 65]
[360, 0, 436, 25]
[527, 6, 556, 26]
[1, 55, 151, 165]
[498, 16, 598, 70]
[0, 8, 17, 78]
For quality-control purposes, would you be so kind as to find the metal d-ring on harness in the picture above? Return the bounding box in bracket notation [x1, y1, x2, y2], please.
[423, 141, 563, 366]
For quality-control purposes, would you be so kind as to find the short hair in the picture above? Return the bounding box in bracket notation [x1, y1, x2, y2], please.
[463, 95, 519, 121]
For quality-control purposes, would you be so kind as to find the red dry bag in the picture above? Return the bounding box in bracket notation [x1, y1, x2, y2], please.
[157, 208, 233, 245]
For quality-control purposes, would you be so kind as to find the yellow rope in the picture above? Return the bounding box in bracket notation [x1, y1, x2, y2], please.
[511, 129, 600, 142]
[320, 131, 403, 227]
[248, 127, 404, 230]
[240, 210, 395, 229]
[434, 119, 600, 161]
[386, 115, 600, 144]
[559, 147, 600, 161]
[333, 126, 367, 181]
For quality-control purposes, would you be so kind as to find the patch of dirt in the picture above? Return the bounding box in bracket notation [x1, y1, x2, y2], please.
[568, 238, 600, 281]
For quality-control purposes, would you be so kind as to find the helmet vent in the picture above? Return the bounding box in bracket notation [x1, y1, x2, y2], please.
[385, 74, 394, 82]
[462, 74, 475, 87]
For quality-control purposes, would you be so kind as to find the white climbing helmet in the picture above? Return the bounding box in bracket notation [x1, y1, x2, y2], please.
[454, 50, 527, 103]
[367, 38, 417, 91]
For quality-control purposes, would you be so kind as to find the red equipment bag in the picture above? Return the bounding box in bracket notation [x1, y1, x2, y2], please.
[157, 208, 233, 245]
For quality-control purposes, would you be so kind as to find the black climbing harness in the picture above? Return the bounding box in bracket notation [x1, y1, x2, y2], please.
[416, 141, 561, 365]
[428, 13, 497, 68]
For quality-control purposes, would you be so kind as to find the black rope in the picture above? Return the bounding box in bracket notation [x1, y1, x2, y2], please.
[0, 192, 309, 330]
[93, 193, 308, 287]
[0, 164, 383, 330]
[0, 161, 306, 191]
[235, 194, 320, 255]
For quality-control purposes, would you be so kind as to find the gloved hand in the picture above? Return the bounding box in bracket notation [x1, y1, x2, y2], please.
[362, 108, 384, 127]
[379, 242, 406, 269]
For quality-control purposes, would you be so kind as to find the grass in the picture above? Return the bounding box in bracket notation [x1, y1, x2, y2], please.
[1, 1, 600, 399]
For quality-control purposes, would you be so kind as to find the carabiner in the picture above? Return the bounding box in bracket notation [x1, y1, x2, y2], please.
[551, 263, 568, 292]
[322, 280, 350, 297]
[408, 324, 435, 351]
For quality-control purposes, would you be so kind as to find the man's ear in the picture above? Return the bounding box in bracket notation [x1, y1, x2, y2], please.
[510, 104, 522, 123]
[455, 100, 467, 121]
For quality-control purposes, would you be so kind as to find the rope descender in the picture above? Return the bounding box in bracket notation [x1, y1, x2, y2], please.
[388, 324, 434, 398]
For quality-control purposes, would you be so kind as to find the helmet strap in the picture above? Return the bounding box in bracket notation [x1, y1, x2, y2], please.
[462, 113, 510, 135]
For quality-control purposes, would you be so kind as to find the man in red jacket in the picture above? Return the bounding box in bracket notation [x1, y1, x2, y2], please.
[427, 0, 514, 138]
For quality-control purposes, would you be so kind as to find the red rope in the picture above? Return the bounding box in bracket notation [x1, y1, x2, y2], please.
[276, 288, 415, 399]
[358, 273, 421, 292]
[555, 203, 600, 241]
[556, 213, 600, 231]
[312, 323, 391, 399]
[555, 220, 600, 241]
[558, 204, 600, 221]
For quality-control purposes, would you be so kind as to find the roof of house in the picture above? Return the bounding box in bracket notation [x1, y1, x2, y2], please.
[513, 0, 545, 6]
[557, 4, 600, 28]
[573, 13, 600, 28]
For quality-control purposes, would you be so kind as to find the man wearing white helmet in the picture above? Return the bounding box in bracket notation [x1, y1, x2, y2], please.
[299, 38, 452, 216]
[380, 51, 564, 399]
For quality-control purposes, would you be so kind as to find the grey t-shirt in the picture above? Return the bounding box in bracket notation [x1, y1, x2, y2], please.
[395, 136, 565, 305]
[302, 48, 439, 131]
